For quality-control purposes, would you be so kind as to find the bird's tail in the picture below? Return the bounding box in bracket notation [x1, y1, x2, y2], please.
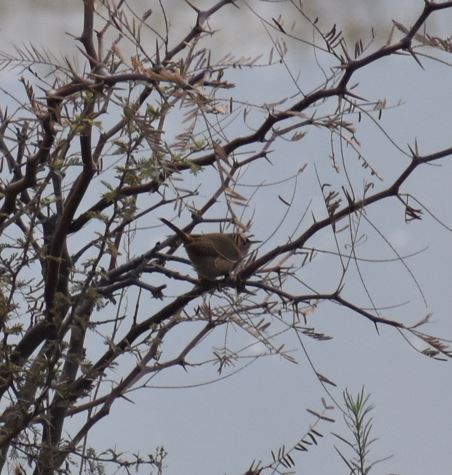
[160, 218, 189, 242]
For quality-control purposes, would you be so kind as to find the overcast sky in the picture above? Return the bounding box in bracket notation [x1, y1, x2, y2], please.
[1, 1, 452, 474]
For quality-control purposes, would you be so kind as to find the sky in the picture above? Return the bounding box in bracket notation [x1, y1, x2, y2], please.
[0, 1, 452, 474]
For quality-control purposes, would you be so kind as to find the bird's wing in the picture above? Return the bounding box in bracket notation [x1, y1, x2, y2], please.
[185, 240, 221, 257]
[186, 237, 239, 261]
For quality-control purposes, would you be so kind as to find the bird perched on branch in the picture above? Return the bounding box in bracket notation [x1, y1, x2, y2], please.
[160, 218, 253, 280]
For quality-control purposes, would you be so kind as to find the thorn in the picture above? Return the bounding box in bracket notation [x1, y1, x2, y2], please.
[184, 0, 200, 13]
[408, 47, 424, 70]
[179, 359, 189, 371]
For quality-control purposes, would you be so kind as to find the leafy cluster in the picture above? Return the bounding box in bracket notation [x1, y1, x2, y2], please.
[0, 0, 451, 473]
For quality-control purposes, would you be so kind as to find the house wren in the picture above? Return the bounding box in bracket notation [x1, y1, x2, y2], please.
[160, 218, 252, 279]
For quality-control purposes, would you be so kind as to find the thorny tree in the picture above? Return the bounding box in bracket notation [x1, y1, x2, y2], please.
[1, 0, 452, 473]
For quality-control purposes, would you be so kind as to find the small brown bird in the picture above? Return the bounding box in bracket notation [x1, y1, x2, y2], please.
[160, 218, 252, 280]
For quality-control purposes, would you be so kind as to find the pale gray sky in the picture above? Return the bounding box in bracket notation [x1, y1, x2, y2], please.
[1, 1, 451, 474]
